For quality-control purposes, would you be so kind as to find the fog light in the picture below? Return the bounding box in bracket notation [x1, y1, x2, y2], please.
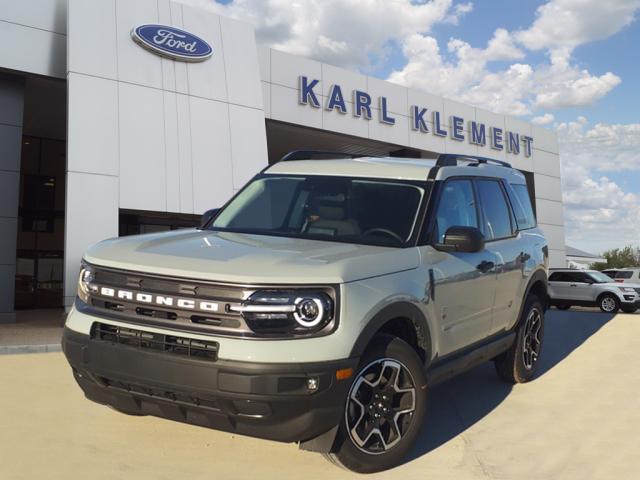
[307, 377, 319, 392]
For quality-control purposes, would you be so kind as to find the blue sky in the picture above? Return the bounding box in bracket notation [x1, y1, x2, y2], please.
[201, 0, 640, 253]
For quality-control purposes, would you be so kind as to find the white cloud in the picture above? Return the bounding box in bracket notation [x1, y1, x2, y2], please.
[532, 113, 555, 125]
[179, 0, 470, 70]
[559, 118, 640, 251]
[516, 0, 640, 52]
[557, 118, 640, 171]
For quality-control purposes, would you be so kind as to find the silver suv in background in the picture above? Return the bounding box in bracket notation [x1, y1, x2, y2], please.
[549, 269, 640, 313]
[614, 268, 640, 284]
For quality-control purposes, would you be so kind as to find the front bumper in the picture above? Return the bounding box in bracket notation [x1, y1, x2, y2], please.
[62, 327, 358, 444]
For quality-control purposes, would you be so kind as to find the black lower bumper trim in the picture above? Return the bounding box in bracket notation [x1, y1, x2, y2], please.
[62, 327, 357, 444]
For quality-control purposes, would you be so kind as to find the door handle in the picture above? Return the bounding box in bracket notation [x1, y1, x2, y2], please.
[518, 252, 531, 263]
[570, 284, 577, 287]
[476, 260, 495, 273]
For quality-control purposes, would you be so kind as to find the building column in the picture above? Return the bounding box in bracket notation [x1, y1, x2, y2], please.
[0, 76, 24, 323]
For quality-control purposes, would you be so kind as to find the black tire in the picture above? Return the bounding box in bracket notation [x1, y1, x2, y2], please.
[598, 293, 620, 313]
[494, 295, 545, 384]
[621, 306, 638, 314]
[323, 334, 427, 473]
[556, 304, 571, 310]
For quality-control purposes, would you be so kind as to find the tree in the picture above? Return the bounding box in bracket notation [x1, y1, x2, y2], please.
[590, 246, 640, 270]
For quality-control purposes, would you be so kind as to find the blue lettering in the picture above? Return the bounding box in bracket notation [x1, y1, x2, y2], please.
[326, 85, 347, 114]
[507, 132, 520, 154]
[491, 127, 504, 150]
[353, 90, 372, 119]
[433, 111, 447, 137]
[451, 116, 464, 141]
[298, 76, 320, 108]
[379, 97, 395, 125]
[470, 121, 486, 146]
[522, 135, 533, 157]
[411, 106, 429, 132]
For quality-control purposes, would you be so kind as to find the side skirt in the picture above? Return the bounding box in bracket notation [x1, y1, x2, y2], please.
[427, 331, 515, 386]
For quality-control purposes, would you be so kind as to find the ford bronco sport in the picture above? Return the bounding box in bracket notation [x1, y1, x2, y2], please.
[62, 152, 548, 473]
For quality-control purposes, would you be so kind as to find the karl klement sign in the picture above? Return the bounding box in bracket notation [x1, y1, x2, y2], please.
[298, 76, 534, 157]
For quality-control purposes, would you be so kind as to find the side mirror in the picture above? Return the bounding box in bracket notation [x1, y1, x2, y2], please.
[435, 226, 485, 253]
[200, 208, 219, 228]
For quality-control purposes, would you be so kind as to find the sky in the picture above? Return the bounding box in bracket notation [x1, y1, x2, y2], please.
[183, 0, 640, 254]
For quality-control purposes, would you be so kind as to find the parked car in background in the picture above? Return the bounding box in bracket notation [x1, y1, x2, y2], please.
[549, 269, 640, 313]
[614, 268, 640, 284]
[602, 269, 621, 279]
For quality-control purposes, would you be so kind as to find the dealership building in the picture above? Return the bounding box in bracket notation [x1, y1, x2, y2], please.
[0, 0, 565, 321]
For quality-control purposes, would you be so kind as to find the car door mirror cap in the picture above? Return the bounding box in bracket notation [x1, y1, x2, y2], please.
[200, 208, 220, 228]
[435, 226, 485, 253]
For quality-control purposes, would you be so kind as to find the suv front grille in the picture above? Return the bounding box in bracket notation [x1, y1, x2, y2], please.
[91, 322, 219, 361]
[634, 288, 640, 295]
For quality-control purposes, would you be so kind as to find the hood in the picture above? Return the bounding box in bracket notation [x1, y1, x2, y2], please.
[84, 229, 420, 284]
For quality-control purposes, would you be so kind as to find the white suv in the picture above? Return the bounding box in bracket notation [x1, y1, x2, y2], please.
[614, 268, 640, 284]
[62, 152, 549, 472]
[549, 269, 640, 313]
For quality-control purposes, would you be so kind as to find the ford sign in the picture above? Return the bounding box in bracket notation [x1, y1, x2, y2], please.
[131, 24, 213, 62]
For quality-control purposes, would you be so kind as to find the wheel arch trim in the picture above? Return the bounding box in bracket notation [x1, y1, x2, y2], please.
[349, 301, 433, 365]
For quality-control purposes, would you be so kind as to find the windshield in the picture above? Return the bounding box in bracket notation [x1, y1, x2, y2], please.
[588, 271, 614, 283]
[209, 175, 425, 247]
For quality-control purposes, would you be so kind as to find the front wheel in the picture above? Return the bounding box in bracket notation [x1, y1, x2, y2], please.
[621, 306, 638, 314]
[494, 295, 545, 383]
[598, 293, 620, 313]
[324, 334, 427, 473]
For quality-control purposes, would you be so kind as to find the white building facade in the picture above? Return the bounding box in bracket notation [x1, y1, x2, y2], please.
[0, 0, 565, 321]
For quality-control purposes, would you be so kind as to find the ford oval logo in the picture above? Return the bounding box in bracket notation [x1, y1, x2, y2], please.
[131, 24, 213, 62]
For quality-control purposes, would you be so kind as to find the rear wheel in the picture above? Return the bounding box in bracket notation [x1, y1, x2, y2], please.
[556, 304, 571, 311]
[324, 334, 427, 473]
[598, 293, 620, 313]
[494, 295, 545, 384]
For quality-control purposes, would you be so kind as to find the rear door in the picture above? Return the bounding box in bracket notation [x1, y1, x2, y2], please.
[474, 179, 527, 334]
[548, 272, 572, 299]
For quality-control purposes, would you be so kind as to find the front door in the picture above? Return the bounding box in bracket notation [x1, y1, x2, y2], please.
[422, 178, 497, 356]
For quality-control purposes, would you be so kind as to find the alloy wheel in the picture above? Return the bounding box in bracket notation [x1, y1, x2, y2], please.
[522, 308, 542, 370]
[345, 359, 417, 455]
[601, 296, 616, 312]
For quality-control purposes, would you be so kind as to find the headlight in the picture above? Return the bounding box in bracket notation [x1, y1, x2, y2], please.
[619, 287, 636, 293]
[231, 290, 335, 335]
[77, 263, 97, 303]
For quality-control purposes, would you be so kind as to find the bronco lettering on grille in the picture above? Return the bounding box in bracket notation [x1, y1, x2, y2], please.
[98, 286, 219, 312]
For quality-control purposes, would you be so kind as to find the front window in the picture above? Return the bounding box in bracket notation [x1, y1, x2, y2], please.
[209, 175, 425, 247]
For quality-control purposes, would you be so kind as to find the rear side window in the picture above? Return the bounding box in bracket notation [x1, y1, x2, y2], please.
[508, 184, 537, 230]
[475, 180, 514, 240]
[549, 272, 565, 282]
[616, 271, 633, 279]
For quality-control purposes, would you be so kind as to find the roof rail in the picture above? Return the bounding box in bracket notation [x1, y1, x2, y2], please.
[436, 154, 512, 168]
[279, 150, 370, 162]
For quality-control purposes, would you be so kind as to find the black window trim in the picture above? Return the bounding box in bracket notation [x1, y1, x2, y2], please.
[505, 181, 538, 231]
[473, 177, 519, 244]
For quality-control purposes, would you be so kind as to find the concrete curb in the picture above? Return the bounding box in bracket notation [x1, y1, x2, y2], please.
[0, 344, 62, 355]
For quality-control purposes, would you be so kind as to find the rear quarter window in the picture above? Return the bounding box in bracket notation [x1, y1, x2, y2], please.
[507, 183, 536, 230]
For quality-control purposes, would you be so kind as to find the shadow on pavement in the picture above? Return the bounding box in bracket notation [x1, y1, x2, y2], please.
[405, 309, 616, 463]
